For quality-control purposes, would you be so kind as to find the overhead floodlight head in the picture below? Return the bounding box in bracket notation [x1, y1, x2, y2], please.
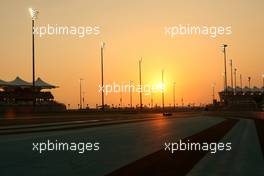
[221, 44, 228, 53]
[222, 44, 228, 48]
[101, 42, 105, 48]
[29, 8, 39, 20]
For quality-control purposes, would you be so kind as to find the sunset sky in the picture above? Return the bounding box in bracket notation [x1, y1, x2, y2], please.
[0, 0, 264, 108]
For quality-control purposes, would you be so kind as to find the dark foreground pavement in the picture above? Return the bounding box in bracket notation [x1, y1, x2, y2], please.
[0, 112, 263, 176]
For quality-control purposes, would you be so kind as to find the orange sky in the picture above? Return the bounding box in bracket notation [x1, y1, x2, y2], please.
[0, 0, 264, 108]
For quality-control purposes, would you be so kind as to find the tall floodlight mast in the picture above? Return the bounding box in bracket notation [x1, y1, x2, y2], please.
[139, 58, 143, 109]
[29, 8, 39, 107]
[221, 44, 228, 93]
[100, 42, 105, 110]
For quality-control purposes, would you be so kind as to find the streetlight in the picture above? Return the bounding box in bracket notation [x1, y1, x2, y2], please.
[262, 74, 264, 88]
[120, 87, 123, 108]
[129, 80, 133, 109]
[100, 42, 105, 110]
[240, 74, 243, 88]
[173, 82, 176, 109]
[212, 82, 216, 103]
[29, 8, 39, 107]
[83, 92, 85, 109]
[230, 59, 233, 91]
[234, 68, 237, 93]
[150, 89, 153, 109]
[248, 77, 251, 88]
[221, 44, 228, 93]
[79, 78, 83, 109]
[139, 58, 143, 109]
[161, 69, 165, 111]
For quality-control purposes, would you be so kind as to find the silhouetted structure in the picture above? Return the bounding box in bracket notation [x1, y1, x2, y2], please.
[219, 86, 264, 111]
[0, 77, 66, 113]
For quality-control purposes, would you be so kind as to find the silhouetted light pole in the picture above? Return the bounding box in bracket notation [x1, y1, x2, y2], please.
[79, 78, 83, 109]
[230, 59, 233, 91]
[248, 77, 251, 88]
[139, 58, 143, 109]
[222, 44, 228, 93]
[262, 74, 264, 87]
[101, 42, 105, 110]
[173, 82, 176, 109]
[234, 68, 237, 93]
[129, 80, 133, 109]
[212, 83, 216, 103]
[120, 89, 123, 108]
[161, 69, 165, 111]
[240, 74, 243, 88]
[151, 89, 153, 109]
[29, 8, 39, 107]
[82, 92, 85, 109]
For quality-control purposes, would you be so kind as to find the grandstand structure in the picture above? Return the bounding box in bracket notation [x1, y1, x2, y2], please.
[219, 86, 264, 111]
[0, 76, 66, 113]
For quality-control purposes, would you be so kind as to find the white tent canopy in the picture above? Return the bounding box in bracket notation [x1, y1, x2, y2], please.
[0, 79, 8, 86]
[0, 76, 57, 89]
[35, 77, 57, 88]
[9, 77, 32, 86]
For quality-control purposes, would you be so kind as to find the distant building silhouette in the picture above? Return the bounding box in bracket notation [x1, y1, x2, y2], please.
[0, 76, 66, 113]
[219, 86, 264, 111]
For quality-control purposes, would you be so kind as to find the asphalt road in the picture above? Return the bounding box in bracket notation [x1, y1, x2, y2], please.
[0, 113, 263, 176]
[0, 114, 223, 176]
[187, 118, 264, 176]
